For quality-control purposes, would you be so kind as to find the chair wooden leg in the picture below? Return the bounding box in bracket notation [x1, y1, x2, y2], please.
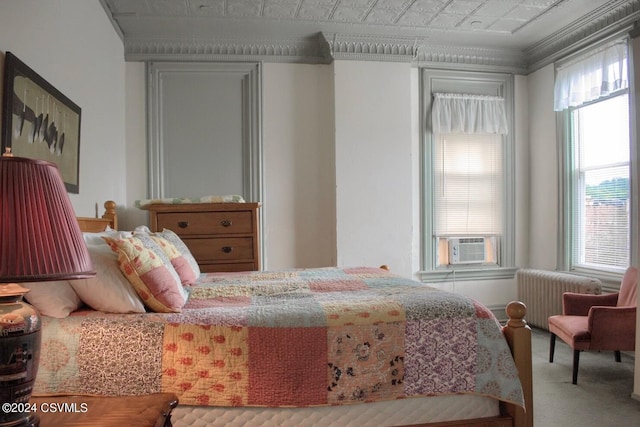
[549, 333, 556, 363]
[615, 350, 621, 363]
[572, 349, 580, 385]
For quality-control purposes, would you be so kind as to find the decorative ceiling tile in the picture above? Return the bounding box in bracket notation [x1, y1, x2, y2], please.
[395, 10, 434, 25]
[429, 13, 466, 27]
[365, 8, 400, 23]
[332, 6, 370, 21]
[303, 0, 339, 7]
[227, 0, 263, 17]
[191, 0, 226, 16]
[473, 0, 518, 17]
[374, 0, 416, 10]
[148, 0, 190, 15]
[410, 0, 450, 13]
[505, 4, 545, 20]
[520, 0, 561, 7]
[441, 0, 485, 14]
[107, 0, 149, 14]
[339, 0, 376, 6]
[298, 5, 334, 19]
[487, 17, 527, 31]
[264, 4, 299, 17]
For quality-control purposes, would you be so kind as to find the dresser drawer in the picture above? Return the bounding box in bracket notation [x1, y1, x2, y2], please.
[156, 211, 253, 235]
[200, 262, 257, 273]
[184, 237, 255, 262]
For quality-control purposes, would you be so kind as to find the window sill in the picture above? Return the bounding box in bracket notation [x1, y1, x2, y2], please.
[567, 267, 625, 291]
[418, 266, 518, 283]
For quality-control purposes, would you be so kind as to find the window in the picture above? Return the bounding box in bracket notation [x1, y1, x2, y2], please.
[433, 132, 502, 266]
[556, 40, 630, 277]
[420, 71, 516, 282]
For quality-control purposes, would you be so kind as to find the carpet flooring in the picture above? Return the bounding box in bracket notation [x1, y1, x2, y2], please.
[530, 327, 640, 426]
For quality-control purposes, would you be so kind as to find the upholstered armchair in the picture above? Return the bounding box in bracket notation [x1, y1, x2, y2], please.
[548, 266, 637, 384]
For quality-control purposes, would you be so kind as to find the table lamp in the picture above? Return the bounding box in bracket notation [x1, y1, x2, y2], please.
[0, 154, 95, 427]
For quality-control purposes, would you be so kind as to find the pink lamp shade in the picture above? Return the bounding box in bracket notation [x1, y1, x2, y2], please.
[0, 156, 95, 283]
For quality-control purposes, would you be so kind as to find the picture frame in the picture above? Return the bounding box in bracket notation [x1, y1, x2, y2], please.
[1, 52, 81, 193]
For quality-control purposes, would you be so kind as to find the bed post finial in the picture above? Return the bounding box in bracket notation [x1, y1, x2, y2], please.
[503, 300, 533, 427]
[506, 301, 527, 328]
[102, 200, 118, 229]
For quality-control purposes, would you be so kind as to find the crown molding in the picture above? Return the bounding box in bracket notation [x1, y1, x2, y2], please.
[124, 36, 333, 64]
[413, 43, 527, 74]
[524, 0, 640, 72]
[125, 33, 528, 72]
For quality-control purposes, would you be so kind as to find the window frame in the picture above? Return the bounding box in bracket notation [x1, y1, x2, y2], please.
[419, 69, 517, 283]
[557, 90, 633, 284]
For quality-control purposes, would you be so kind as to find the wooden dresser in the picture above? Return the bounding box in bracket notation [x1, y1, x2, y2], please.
[143, 202, 260, 273]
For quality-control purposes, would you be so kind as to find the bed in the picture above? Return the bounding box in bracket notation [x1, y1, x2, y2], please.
[31, 201, 533, 427]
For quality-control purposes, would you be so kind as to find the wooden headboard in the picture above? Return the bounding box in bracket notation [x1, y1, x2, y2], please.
[77, 200, 118, 232]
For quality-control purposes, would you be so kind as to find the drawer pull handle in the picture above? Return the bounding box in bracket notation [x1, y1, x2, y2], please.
[178, 221, 189, 229]
[221, 219, 233, 227]
[222, 246, 233, 253]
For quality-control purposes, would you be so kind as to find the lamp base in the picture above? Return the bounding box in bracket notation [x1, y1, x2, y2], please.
[0, 414, 39, 427]
[0, 285, 41, 427]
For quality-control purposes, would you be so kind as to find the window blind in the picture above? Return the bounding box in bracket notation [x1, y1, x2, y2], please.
[433, 132, 503, 236]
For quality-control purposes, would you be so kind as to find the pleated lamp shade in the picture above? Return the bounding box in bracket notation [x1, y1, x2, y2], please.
[0, 156, 95, 283]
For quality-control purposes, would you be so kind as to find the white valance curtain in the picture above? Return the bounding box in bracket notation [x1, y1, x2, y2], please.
[431, 93, 508, 135]
[554, 41, 628, 111]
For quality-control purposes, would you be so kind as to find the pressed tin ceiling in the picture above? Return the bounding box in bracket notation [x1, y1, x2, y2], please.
[100, 0, 640, 71]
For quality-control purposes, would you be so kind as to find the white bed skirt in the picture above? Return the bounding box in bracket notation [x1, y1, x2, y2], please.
[172, 394, 499, 427]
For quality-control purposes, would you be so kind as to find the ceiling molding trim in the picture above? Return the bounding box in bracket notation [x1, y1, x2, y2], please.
[413, 44, 527, 74]
[524, 0, 640, 72]
[320, 33, 527, 72]
[321, 33, 417, 62]
[123, 37, 332, 64]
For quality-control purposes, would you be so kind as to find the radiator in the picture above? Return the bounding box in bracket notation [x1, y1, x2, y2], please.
[516, 269, 602, 330]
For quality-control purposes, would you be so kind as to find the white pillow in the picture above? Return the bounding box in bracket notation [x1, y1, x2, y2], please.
[23, 281, 82, 318]
[82, 227, 132, 245]
[70, 244, 146, 313]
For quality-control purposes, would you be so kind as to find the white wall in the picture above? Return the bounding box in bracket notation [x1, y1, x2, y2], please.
[262, 63, 337, 270]
[0, 0, 127, 218]
[122, 62, 147, 230]
[333, 60, 416, 278]
[527, 64, 559, 269]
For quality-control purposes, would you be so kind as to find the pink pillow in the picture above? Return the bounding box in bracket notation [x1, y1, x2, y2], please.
[149, 235, 197, 285]
[103, 236, 188, 313]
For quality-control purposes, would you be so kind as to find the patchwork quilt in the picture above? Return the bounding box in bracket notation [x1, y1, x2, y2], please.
[35, 267, 524, 408]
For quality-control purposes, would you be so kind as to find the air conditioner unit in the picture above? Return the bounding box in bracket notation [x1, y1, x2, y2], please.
[448, 237, 487, 265]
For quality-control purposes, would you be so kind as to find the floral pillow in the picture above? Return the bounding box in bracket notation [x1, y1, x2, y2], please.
[135, 226, 201, 283]
[148, 235, 198, 285]
[103, 236, 188, 313]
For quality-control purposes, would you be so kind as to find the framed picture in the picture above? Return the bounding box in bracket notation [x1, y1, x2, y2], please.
[1, 52, 81, 193]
